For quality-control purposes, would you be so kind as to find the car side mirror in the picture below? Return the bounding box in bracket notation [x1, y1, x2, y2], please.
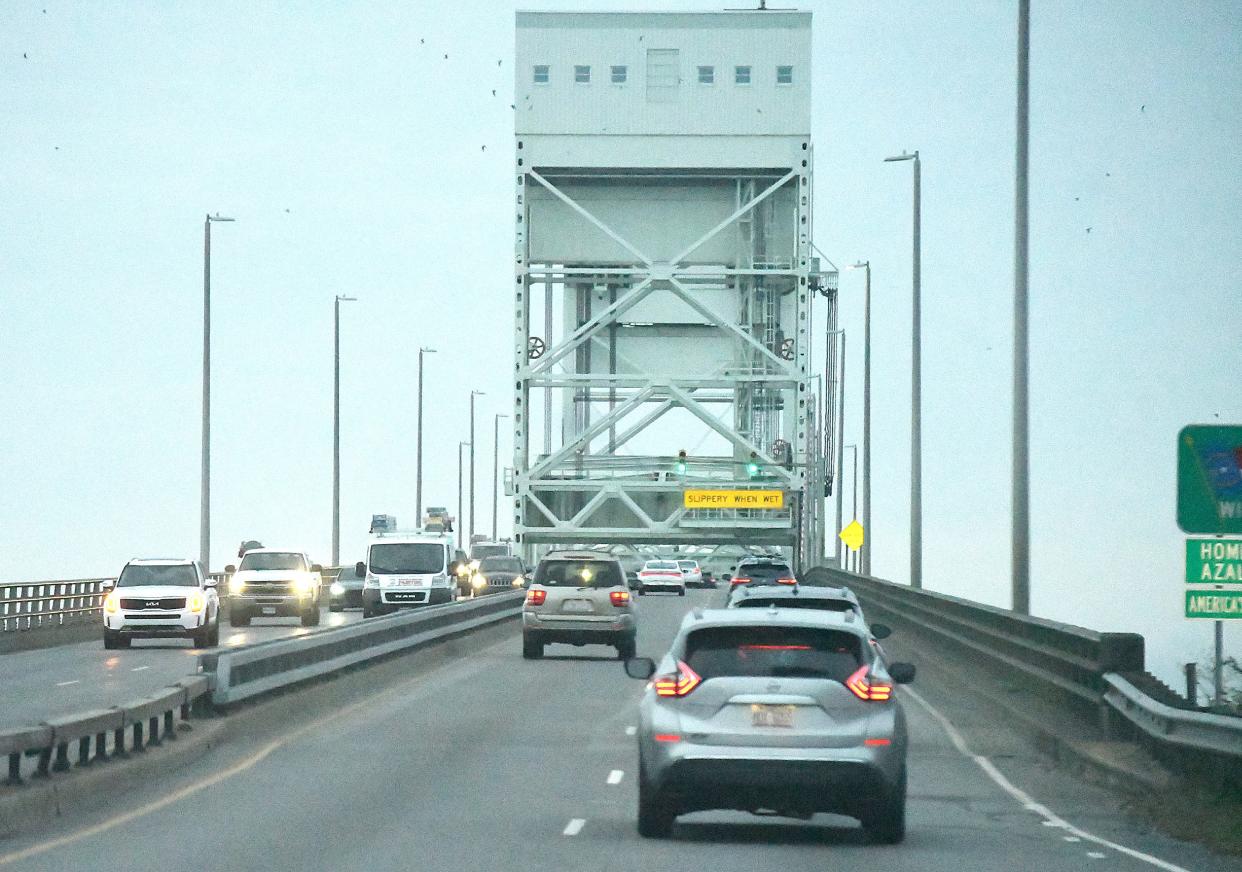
[355, 561, 367, 577]
[100, 579, 115, 591]
[203, 577, 218, 589]
[624, 657, 656, 680]
[889, 662, 916, 684]
[310, 564, 323, 573]
[225, 564, 236, 575]
[870, 623, 892, 640]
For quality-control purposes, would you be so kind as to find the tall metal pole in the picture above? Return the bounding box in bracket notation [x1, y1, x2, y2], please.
[1215, 620, 1225, 706]
[852, 261, 873, 576]
[332, 295, 356, 566]
[416, 347, 436, 526]
[469, 390, 484, 543]
[834, 331, 847, 569]
[884, 151, 921, 589]
[492, 412, 509, 541]
[200, 214, 233, 572]
[458, 440, 470, 540]
[1012, 0, 1032, 615]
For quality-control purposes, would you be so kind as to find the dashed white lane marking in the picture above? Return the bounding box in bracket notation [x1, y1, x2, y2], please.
[625, 726, 637, 736]
[902, 686, 1187, 872]
[55, 680, 79, 687]
[607, 770, 624, 785]
[563, 818, 586, 836]
[1087, 853, 1107, 859]
[130, 666, 150, 672]
[1063, 836, 1081, 843]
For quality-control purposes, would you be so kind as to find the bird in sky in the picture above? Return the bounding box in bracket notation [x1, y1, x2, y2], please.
[481, 145, 487, 151]
[420, 38, 424, 44]
[492, 89, 496, 96]
[1074, 196, 1079, 201]
[23, 52, 27, 59]
[1141, 104, 1146, 112]
[1086, 227, 1092, 233]
[510, 104, 515, 109]
[284, 208, 290, 213]
[497, 59, 502, 67]
[443, 53, 448, 60]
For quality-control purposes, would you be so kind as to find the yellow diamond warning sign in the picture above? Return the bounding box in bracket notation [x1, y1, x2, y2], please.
[683, 489, 785, 510]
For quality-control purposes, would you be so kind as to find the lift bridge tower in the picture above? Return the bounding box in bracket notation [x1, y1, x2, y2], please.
[512, 9, 830, 565]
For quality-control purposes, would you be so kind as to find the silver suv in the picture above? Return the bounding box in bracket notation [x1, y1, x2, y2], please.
[624, 607, 916, 842]
[522, 551, 637, 660]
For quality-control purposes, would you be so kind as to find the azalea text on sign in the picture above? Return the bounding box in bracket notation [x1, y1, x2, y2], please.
[683, 489, 785, 510]
[1186, 539, 1242, 584]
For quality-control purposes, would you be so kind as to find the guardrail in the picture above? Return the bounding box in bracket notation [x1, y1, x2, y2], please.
[1, 567, 348, 635]
[199, 590, 524, 705]
[2, 676, 210, 787]
[805, 566, 1144, 723]
[0, 579, 109, 631]
[807, 565, 1240, 790]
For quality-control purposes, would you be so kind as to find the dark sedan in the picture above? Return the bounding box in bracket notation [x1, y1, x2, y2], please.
[328, 567, 364, 611]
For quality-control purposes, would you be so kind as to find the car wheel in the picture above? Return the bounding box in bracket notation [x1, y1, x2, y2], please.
[861, 766, 906, 845]
[637, 764, 676, 838]
[522, 635, 544, 660]
[678, 588, 685, 597]
[208, 621, 220, 647]
[229, 608, 250, 627]
[191, 628, 210, 648]
[616, 638, 636, 660]
[104, 629, 120, 650]
[638, 587, 646, 596]
[301, 607, 320, 627]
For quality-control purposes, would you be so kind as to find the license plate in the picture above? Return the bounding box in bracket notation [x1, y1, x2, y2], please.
[563, 599, 592, 613]
[751, 704, 795, 728]
[262, 607, 277, 615]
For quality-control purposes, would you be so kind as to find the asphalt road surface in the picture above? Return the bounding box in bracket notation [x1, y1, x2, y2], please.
[1, 606, 363, 731]
[0, 590, 1231, 871]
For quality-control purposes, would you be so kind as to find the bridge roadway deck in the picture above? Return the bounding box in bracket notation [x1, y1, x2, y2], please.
[1, 590, 1231, 871]
[0, 606, 362, 731]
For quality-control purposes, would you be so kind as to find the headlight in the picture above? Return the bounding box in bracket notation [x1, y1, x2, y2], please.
[294, 575, 317, 594]
[472, 574, 487, 589]
[229, 577, 246, 595]
[511, 577, 525, 587]
[469, 559, 481, 571]
[187, 591, 206, 613]
[455, 564, 470, 577]
[104, 592, 120, 614]
[330, 582, 345, 596]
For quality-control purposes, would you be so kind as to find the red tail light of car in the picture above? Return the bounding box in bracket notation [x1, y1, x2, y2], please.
[730, 576, 751, 586]
[610, 590, 631, 606]
[775, 577, 797, 585]
[525, 589, 547, 606]
[846, 664, 893, 702]
[653, 660, 701, 697]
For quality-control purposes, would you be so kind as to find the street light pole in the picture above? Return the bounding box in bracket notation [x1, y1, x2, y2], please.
[200, 213, 234, 572]
[850, 261, 872, 576]
[828, 329, 846, 569]
[416, 347, 437, 526]
[1012, 0, 1032, 615]
[469, 390, 485, 543]
[457, 440, 471, 541]
[492, 413, 509, 541]
[885, 150, 922, 589]
[332, 295, 357, 567]
[847, 443, 858, 571]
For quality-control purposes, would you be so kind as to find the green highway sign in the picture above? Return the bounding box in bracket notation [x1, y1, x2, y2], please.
[1185, 590, 1242, 620]
[1186, 539, 1242, 584]
[1177, 425, 1242, 535]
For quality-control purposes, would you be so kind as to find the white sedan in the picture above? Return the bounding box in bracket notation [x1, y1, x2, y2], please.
[638, 560, 686, 596]
[677, 559, 704, 587]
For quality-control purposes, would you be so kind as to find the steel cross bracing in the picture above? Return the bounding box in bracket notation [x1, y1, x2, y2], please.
[513, 159, 815, 550]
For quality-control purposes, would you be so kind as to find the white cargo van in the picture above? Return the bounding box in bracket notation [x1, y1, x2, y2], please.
[357, 531, 463, 617]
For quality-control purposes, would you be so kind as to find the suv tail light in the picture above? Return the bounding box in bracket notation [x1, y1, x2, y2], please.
[846, 664, 893, 701]
[525, 589, 547, 606]
[775, 577, 796, 585]
[731, 576, 751, 586]
[609, 590, 631, 606]
[654, 660, 701, 697]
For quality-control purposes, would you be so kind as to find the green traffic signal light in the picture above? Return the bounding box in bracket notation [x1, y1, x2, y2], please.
[747, 460, 761, 478]
[676, 450, 687, 475]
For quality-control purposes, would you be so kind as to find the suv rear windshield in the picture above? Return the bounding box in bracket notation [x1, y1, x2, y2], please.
[677, 561, 698, 570]
[239, 552, 305, 571]
[684, 626, 863, 682]
[368, 543, 446, 575]
[535, 560, 623, 588]
[645, 561, 678, 571]
[736, 562, 792, 582]
[734, 597, 856, 613]
[479, 557, 523, 573]
[118, 564, 199, 588]
[471, 544, 510, 560]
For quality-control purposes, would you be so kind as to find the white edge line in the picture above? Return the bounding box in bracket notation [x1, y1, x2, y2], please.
[55, 680, 80, 687]
[625, 726, 637, 736]
[562, 818, 586, 836]
[901, 686, 1191, 872]
[606, 769, 624, 785]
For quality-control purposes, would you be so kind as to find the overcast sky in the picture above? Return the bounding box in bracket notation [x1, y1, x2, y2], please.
[1, 0, 1238, 687]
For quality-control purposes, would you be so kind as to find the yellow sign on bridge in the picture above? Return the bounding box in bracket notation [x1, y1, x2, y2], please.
[683, 489, 785, 510]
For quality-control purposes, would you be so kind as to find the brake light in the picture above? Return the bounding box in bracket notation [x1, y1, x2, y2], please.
[610, 590, 630, 606]
[846, 664, 893, 701]
[654, 660, 701, 697]
[864, 738, 892, 746]
[525, 589, 547, 606]
[741, 644, 810, 651]
[775, 577, 797, 585]
[654, 733, 682, 743]
[731, 576, 751, 586]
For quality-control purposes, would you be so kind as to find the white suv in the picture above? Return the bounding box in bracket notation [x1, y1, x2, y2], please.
[102, 559, 220, 649]
[522, 551, 637, 659]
